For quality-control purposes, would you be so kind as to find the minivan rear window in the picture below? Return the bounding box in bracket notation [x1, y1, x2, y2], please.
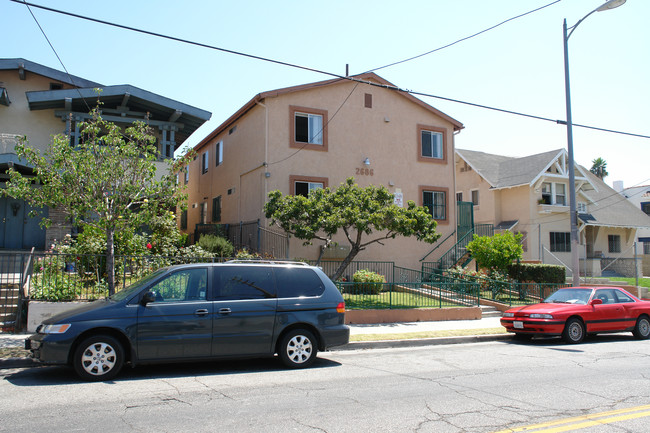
[274, 267, 325, 298]
[213, 266, 275, 300]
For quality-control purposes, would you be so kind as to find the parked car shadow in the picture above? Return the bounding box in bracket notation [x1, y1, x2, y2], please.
[2, 356, 342, 387]
[507, 332, 639, 349]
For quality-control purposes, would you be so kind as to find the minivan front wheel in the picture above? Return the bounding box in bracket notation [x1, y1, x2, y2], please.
[73, 335, 124, 381]
[279, 329, 317, 368]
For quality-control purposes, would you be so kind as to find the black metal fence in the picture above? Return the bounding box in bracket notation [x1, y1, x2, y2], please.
[194, 220, 289, 258]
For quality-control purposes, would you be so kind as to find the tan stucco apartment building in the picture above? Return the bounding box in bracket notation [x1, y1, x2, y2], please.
[182, 73, 463, 270]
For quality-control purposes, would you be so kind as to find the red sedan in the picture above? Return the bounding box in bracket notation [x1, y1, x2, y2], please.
[500, 286, 650, 344]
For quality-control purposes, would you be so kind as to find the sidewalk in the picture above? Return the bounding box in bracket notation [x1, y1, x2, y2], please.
[0, 317, 510, 368]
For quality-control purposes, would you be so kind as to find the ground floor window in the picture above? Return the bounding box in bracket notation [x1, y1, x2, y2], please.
[608, 235, 621, 253]
[550, 232, 570, 252]
[423, 190, 446, 220]
[212, 196, 222, 223]
[644, 242, 650, 255]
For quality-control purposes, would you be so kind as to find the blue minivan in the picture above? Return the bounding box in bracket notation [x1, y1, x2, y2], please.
[26, 261, 349, 380]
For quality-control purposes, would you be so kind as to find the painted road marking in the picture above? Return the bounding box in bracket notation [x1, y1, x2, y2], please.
[492, 404, 650, 432]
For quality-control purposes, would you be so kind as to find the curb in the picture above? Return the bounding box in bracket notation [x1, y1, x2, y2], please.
[335, 333, 513, 351]
[0, 334, 514, 369]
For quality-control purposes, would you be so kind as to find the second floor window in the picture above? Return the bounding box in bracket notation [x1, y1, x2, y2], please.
[295, 112, 323, 145]
[421, 130, 443, 159]
[541, 182, 568, 206]
[216, 141, 223, 166]
[202, 151, 209, 174]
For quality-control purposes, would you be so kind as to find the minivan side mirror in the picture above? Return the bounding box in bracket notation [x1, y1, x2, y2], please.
[141, 291, 156, 306]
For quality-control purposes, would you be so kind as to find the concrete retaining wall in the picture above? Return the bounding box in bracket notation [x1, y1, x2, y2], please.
[345, 307, 481, 324]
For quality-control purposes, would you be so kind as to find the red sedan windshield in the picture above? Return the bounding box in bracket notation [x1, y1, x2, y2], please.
[543, 288, 592, 305]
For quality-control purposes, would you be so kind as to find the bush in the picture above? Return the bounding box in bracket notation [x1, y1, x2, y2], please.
[197, 234, 234, 257]
[466, 231, 523, 276]
[508, 263, 565, 283]
[351, 270, 386, 295]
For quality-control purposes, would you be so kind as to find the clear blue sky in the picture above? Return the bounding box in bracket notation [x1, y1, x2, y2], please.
[4, 0, 649, 189]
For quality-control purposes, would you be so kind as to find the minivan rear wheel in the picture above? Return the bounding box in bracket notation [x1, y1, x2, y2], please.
[279, 329, 317, 368]
[73, 335, 124, 381]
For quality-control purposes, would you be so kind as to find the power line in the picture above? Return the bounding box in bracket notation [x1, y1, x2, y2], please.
[12, 0, 650, 141]
[365, 0, 562, 73]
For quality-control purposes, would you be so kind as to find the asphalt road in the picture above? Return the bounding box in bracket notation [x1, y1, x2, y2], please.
[2, 335, 650, 433]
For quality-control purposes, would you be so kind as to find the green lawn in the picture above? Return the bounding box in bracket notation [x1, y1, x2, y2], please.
[342, 291, 472, 309]
[603, 277, 650, 289]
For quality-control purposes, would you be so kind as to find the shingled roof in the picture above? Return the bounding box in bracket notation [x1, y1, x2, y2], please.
[457, 148, 566, 189]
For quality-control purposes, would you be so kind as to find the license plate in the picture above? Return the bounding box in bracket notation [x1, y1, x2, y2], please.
[514, 321, 524, 329]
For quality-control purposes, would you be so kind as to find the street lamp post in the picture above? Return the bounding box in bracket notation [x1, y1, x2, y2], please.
[562, 0, 625, 287]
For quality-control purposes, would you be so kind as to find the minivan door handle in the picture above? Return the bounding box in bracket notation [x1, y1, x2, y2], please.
[218, 308, 232, 315]
[195, 309, 209, 316]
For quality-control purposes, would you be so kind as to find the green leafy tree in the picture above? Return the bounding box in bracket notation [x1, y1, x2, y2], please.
[3, 106, 191, 295]
[264, 177, 441, 280]
[466, 231, 524, 276]
[590, 157, 608, 180]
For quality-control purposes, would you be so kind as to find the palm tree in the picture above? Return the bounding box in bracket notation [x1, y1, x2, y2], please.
[590, 157, 608, 180]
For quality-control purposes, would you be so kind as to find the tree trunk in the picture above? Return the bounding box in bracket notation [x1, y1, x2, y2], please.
[106, 228, 115, 296]
[331, 248, 360, 281]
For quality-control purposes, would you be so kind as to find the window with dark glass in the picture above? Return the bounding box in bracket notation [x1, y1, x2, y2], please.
[295, 112, 323, 145]
[608, 235, 621, 253]
[421, 130, 443, 159]
[202, 151, 209, 174]
[213, 266, 275, 300]
[275, 268, 324, 298]
[550, 232, 571, 252]
[180, 209, 187, 230]
[295, 181, 323, 197]
[423, 190, 446, 220]
[212, 196, 221, 223]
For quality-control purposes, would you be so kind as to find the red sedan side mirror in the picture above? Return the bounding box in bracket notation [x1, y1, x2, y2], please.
[590, 298, 603, 305]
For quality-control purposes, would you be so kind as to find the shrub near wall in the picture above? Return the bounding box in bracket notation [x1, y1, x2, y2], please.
[351, 270, 386, 295]
[508, 263, 565, 284]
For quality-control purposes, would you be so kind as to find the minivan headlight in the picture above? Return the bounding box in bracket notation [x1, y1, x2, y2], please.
[40, 324, 71, 334]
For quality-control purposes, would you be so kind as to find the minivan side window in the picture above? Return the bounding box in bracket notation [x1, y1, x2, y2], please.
[275, 267, 324, 298]
[213, 266, 275, 300]
[149, 268, 208, 302]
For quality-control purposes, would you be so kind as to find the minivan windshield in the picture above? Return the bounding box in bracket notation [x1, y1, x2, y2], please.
[109, 268, 167, 302]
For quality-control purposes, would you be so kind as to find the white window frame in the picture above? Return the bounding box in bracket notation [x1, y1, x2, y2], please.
[216, 141, 223, 166]
[294, 181, 323, 197]
[295, 112, 323, 145]
[202, 151, 209, 174]
[541, 182, 568, 206]
[184, 166, 189, 184]
[421, 130, 443, 159]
